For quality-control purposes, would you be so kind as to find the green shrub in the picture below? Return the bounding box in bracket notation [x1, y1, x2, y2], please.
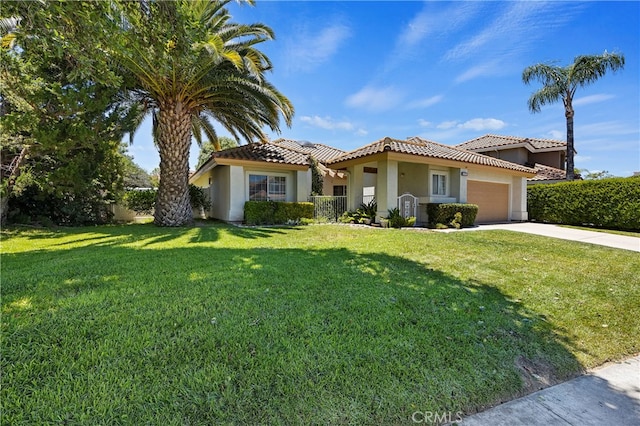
[244, 201, 314, 225]
[123, 189, 157, 214]
[386, 207, 416, 228]
[528, 178, 640, 231]
[426, 203, 478, 228]
[189, 184, 211, 211]
[123, 185, 210, 215]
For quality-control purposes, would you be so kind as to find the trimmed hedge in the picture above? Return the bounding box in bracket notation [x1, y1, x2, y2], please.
[244, 201, 314, 225]
[123, 189, 156, 214]
[122, 185, 210, 214]
[528, 177, 640, 231]
[426, 203, 479, 228]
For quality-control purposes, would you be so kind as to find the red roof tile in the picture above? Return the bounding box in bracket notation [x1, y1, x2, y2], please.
[456, 134, 568, 152]
[272, 138, 346, 163]
[211, 142, 310, 166]
[329, 136, 536, 174]
[529, 163, 567, 181]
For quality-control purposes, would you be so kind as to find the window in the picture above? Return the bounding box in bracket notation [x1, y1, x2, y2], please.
[249, 174, 286, 201]
[333, 185, 347, 196]
[431, 173, 447, 196]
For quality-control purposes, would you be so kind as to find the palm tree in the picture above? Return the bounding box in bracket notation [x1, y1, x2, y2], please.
[522, 52, 624, 180]
[113, 0, 293, 226]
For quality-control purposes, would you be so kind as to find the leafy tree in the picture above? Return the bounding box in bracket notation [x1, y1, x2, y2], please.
[120, 151, 152, 188]
[196, 136, 238, 169]
[111, 0, 293, 226]
[1, 1, 137, 225]
[576, 168, 614, 180]
[522, 52, 625, 180]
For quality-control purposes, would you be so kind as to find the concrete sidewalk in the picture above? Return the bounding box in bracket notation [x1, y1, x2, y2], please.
[455, 355, 640, 425]
[449, 222, 640, 252]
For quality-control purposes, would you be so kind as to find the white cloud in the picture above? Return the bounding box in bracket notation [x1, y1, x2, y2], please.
[408, 95, 444, 109]
[573, 94, 615, 106]
[300, 115, 354, 131]
[418, 119, 433, 128]
[355, 128, 369, 136]
[286, 23, 350, 72]
[398, 2, 480, 47]
[435, 118, 506, 131]
[458, 118, 506, 131]
[437, 121, 459, 130]
[547, 130, 564, 139]
[455, 62, 500, 83]
[444, 2, 575, 62]
[345, 86, 405, 112]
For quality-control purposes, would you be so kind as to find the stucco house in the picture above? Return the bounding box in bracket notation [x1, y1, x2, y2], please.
[189, 142, 314, 222]
[456, 134, 570, 184]
[190, 136, 536, 224]
[328, 137, 536, 224]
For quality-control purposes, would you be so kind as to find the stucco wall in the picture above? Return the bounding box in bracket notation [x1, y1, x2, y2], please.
[530, 151, 563, 169]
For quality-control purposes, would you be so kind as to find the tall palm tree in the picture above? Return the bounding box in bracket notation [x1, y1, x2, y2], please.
[113, 0, 293, 226]
[522, 52, 624, 180]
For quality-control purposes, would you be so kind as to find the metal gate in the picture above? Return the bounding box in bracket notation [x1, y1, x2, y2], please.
[309, 196, 347, 222]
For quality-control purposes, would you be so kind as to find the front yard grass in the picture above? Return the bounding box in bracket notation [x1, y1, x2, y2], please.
[2, 223, 639, 424]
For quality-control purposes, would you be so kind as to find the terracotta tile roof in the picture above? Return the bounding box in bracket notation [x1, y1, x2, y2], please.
[211, 142, 310, 166]
[456, 134, 567, 152]
[529, 163, 567, 181]
[328, 136, 536, 174]
[272, 138, 346, 163]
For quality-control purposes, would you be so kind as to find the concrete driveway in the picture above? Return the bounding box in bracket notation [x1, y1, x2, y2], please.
[447, 222, 640, 252]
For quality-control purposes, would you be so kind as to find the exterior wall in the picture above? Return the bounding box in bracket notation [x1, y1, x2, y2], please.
[485, 147, 528, 165]
[398, 162, 429, 197]
[511, 176, 528, 221]
[530, 151, 563, 169]
[210, 166, 231, 221]
[375, 160, 398, 221]
[322, 174, 348, 196]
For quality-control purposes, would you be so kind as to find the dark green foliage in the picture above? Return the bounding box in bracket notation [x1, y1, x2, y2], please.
[123, 190, 157, 214]
[386, 207, 416, 228]
[427, 203, 478, 228]
[196, 137, 238, 169]
[528, 178, 640, 231]
[339, 199, 377, 224]
[122, 185, 210, 215]
[244, 201, 314, 225]
[8, 185, 113, 226]
[188, 185, 210, 211]
[309, 157, 324, 196]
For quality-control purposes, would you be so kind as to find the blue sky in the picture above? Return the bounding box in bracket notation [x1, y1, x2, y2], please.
[127, 1, 640, 177]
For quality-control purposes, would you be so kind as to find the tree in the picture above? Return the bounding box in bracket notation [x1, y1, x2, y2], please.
[1, 1, 137, 225]
[522, 52, 624, 180]
[111, 0, 293, 226]
[120, 151, 152, 188]
[196, 136, 238, 169]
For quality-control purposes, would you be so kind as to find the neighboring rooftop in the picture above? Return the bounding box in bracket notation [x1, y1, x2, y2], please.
[207, 142, 310, 166]
[529, 163, 567, 182]
[456, 134, 569, 153]
[329, 136, 536, 174]
[272, 138, 346, 163]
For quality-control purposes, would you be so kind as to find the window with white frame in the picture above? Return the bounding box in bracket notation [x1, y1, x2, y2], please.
[431, 172, 447, 196]
[249, 174, 286, 201]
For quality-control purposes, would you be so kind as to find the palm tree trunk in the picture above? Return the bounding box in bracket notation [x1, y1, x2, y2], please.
[154, 99, 193, 227]
[565, 108, 575, 180]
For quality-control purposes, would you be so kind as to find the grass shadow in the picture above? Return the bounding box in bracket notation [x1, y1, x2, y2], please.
[2, 228, 588, 424]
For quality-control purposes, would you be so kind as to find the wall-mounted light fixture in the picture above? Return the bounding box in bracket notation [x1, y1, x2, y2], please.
[460, 171, 468, 176]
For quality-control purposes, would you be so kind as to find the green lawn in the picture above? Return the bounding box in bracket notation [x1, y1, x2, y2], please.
[2, 223, 639, 424]
[560, 224, 640, 238]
